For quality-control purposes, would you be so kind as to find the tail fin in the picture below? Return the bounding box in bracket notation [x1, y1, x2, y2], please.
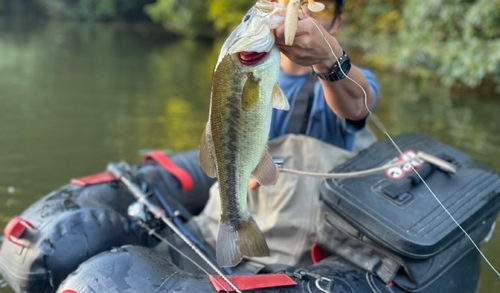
[216, 217, 269, 267]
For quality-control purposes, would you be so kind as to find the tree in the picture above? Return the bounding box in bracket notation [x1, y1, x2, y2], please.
[144, 0, 215, 37]
[341, 0, 500, 88]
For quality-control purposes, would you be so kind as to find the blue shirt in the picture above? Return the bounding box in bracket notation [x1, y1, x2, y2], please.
[269, 68, 379, 151]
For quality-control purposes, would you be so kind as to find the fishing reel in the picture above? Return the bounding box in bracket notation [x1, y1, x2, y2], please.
[108, 161, 164, 231]
[128, 202, 159, 228]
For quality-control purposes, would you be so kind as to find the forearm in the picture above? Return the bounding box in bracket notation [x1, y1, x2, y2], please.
[312, 35, 374, 121]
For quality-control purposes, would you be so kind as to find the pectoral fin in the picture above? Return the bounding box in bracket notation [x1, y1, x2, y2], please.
[199, 124, 217, 178]
[251, 148, 279, 186]
[272, 84, 290, 110]
[242, 72, 260, 111]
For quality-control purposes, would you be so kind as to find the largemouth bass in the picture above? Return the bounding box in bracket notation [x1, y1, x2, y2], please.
[199, 0, 290, 267]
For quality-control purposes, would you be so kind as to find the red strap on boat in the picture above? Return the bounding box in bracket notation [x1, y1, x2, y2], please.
[144, 151, 194, 192]
[311, 243, 325, 264]
[4, 217, 36, 247]
[70, 172, 117, 186]
[209, 274, 296, 292]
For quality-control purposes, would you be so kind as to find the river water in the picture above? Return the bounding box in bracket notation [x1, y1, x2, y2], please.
[0, 19, 499, 292]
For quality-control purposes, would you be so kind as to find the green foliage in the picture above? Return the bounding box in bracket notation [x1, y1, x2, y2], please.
[342, 0, 402, 35]
[144, 0, 253, 36]
[144, 0, 213, 36]
[395, 0, 500, 87]
[0, 0, 153, 21]
[342, 0, 500, 88]
[207, 0, 254, 33]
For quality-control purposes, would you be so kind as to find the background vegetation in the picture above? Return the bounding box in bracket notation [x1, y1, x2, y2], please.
[153, 0, 500, 88]
[342, 0, 500, 88]
[0, 0, 498, 87]
[145, 0, 500, 88]
[0, 0, 155, 21]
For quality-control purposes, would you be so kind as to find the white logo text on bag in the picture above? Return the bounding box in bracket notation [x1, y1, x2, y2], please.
[385, 150, 425, 179]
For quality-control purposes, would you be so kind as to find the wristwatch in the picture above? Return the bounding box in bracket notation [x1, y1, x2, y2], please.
[313, 50, 351, 82]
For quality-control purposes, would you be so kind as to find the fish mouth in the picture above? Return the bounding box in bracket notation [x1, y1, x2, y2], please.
[238, 52, 268, 66]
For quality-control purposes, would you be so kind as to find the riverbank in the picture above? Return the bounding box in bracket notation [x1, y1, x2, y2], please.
[338, 30, 499, 94]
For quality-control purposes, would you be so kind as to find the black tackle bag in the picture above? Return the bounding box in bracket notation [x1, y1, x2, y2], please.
[317, 133, 500, 292]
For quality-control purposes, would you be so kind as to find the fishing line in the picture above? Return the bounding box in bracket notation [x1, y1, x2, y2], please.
[307, 16, 500, 277]
[137, 221, 234, 293]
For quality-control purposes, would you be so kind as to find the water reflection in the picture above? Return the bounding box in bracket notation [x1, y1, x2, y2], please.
[0, 18, 498, 293]
[144, 39, 215, 151]
[370, 69, 500, 170]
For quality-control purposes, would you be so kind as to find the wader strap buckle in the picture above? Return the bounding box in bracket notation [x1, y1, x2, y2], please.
[273, 157, 284, 171]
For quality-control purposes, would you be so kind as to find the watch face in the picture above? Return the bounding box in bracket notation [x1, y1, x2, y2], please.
[339, 57, 352, 77]
[316, 52, 350, 82]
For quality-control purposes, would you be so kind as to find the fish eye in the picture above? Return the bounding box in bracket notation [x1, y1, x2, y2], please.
[243, 14, 251, 22]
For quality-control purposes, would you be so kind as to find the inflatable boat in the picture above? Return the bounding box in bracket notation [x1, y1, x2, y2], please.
[0, 133, 499, 293]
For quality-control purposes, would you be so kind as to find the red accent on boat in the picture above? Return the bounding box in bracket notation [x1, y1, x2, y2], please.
[388, 281, 394, 287]
[71, 172, 117, 186]
[144, 151, 194, 192]
[311, 243, 325, 264]
[4, 217, 36, 247]
[62, 290, 78, 293]
[209, 274, 296, 292]
[239, 52, 267, 66]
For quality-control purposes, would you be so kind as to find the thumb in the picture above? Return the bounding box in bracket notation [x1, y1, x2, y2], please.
[293, 11, 312, 36]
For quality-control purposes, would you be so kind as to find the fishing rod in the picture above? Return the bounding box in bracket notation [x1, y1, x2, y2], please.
[106, 162, 242, 293]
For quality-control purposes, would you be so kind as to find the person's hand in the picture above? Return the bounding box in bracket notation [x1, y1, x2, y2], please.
[249, 178, 260, 190]
[274, 14, 344, 73]
[248, 163, 281, 190]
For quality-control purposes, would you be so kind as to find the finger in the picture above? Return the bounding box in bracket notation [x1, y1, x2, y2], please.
[249, 178, 260, 190]
[297, 9, 309, 20]
[279, 35, 310, 54]
[277, 45, 291, 56]
[293, 34, 313, 49]
[275, 30, 287, 47]
[276, 34, 291, 46]
[276, 38, 286, 46]
[295, 18, 314, 36]
[275, 24, 285, 39]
